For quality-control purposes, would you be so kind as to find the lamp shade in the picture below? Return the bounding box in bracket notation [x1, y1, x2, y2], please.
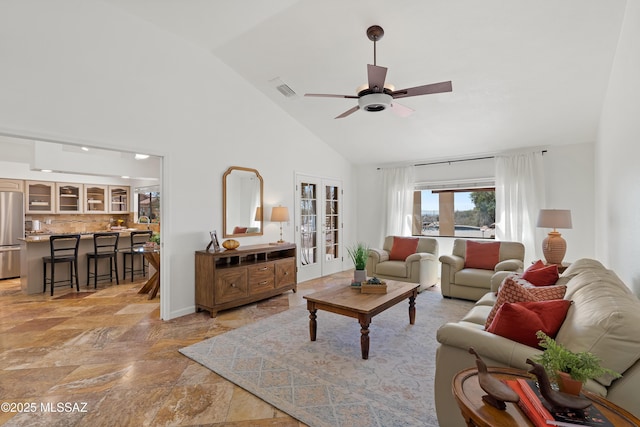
[536, 209, 572, 230]
[254, 206, 262, 221]
[271, 206, 290, 222]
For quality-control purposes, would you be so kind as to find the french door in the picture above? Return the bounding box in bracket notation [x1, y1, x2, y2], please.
[295, 174, 343, 282]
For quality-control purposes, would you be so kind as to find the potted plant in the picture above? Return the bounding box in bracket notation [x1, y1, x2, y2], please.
[347, 242, 369, 283]
[533, 331, 621, 395]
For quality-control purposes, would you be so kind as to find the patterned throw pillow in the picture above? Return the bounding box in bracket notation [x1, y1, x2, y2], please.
[484, 276, 567, 329]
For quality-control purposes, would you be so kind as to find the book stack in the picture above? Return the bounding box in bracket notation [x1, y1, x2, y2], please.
[504, 378, 614, 427]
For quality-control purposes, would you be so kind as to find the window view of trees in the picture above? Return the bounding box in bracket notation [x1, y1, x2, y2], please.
[417, 189, 495, 239]
[137, 190, 160, 223]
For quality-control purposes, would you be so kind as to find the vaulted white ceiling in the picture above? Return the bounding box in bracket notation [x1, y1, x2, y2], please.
[104, 0, 626, 165]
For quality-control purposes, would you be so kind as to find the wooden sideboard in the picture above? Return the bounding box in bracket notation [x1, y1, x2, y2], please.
[195, 243, 297, 317]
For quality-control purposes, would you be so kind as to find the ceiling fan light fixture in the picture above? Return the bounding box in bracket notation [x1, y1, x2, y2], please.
[358, 93, 392, 112]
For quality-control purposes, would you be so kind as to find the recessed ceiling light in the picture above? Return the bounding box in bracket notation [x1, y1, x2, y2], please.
[41, 169, 52, 173]
[135, 153, 149, 160]
[81, 147, 89, 151]
[121, 176, 130, 179]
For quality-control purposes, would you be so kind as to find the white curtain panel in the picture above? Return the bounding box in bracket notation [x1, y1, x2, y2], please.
[382, 166, 415, 236]
[495, 151, 545, 263]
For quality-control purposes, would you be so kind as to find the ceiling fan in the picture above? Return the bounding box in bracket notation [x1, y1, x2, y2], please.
[305, 25, 452, 119]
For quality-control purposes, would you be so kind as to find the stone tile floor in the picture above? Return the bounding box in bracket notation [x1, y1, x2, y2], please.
[0, 271, 348, 426]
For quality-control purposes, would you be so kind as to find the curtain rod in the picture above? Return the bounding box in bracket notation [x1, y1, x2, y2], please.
[377, 150, 547, 170]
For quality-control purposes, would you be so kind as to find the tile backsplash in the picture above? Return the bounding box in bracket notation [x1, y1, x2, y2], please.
[25, 213, 159, 234]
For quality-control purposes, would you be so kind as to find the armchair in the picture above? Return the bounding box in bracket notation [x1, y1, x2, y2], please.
[439, 239, 524, 301]
[366, 236, 438, 291]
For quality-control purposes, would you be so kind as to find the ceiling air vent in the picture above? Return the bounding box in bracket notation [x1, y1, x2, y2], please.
[270, 77, 297, 98]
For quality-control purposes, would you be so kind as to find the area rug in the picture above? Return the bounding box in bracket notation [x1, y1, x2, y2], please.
[179, 289, 473, 427]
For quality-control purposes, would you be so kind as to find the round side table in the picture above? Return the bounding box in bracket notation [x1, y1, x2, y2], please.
[452, 366, 640, 427]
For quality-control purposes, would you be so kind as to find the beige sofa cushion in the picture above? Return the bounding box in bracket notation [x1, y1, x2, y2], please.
[556, 267, 640, 387]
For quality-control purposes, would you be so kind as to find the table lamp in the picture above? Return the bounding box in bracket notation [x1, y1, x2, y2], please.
[536, 209, 572, 265]
[270, 206, 289, 244]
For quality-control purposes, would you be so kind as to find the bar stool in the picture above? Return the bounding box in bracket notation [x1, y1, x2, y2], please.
[43, 234, 81, 296]
[87, 232, 120, 288]
[121, 230, 153, 282]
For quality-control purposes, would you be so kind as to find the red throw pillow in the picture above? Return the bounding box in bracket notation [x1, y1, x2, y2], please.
[389, 237, 419, 261]
[485, 277, 567, 329]
[465, 240, 500, 270]
[522, 261, 559, 286]
[487, 300, 572, 348]
[233, 226, 248, 234]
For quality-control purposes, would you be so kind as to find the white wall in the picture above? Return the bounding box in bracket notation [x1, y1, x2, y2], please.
[0, 0, 354, 319]
[355, 142, 596, 270]
[596, 0, 640, 294]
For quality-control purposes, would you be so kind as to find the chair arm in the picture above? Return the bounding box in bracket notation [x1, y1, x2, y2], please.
[438, 254, 464, 272]
[367, 248, 389, 264]
[495, 259, 524, 272]
[405, 252, 436, 263]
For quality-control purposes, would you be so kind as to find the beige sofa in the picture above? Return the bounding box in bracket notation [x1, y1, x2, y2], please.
[434, 259, 640, 427]
[439, 239, 525, 301]
[365, 236, 438, 291]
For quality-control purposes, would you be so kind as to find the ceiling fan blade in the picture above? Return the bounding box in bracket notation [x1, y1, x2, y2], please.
[367, 64, 388, 92]
[305, 93, 359, 99]
[390, 102, 414, 117]
[391, 81, 452, 99]
[335, 106, 359, 119]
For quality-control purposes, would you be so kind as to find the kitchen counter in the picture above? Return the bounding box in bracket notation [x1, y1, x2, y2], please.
[19, 229, 140, 243]
[19, 229, 152, 294]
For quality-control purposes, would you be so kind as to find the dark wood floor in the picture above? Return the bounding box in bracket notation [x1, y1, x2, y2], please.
[0, 272, 352, 426]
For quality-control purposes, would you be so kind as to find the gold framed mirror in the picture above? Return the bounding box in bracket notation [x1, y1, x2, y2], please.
[223, 166, 263, 238]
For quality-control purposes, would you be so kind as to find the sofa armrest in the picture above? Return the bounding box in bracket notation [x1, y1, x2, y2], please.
[366, 248, 389, 277]
[406, 252, 436, 263]
[368, 248, 389, 264]
[495, 259, 524, 272]
[439, 254, 464, 271]
[491, 271, 514, 293]
[436, 322, 541, 369]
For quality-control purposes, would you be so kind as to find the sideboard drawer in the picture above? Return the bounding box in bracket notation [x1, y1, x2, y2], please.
[248, 263, 275, 293]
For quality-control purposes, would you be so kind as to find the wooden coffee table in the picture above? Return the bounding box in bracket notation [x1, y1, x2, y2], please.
[453, 366, 640, 427]
[303, 280, 419, 359]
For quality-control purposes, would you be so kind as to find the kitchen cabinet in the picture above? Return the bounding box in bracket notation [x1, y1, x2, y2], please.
[0, 179, 24, 191]
[84, 185, 107, 214]
[25, 181, 55, 214]
[195, 243, 297, 317]
[56, 183, 83, 213]
[109, 186, 129, 213]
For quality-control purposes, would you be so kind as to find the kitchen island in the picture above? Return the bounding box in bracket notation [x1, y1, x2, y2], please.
[19, 230, 151, 294]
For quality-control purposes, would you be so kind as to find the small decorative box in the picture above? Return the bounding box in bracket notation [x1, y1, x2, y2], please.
[361, 281, 387, 294]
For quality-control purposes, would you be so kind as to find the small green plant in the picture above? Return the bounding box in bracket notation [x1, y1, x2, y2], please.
[347, 242, 369, 270]
[150, 232, 160, 245]
[533, 331, 621, 383]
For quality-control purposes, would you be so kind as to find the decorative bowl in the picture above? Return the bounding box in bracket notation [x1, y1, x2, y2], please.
[222, 239, 240, 250]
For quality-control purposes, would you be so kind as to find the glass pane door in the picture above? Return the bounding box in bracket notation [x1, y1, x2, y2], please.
[295, 175, 342, 281]
[298, 180, 320, 280]
[322, 180, 342, 275]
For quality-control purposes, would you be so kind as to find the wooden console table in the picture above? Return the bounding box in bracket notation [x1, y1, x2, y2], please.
[453, 366, 640, 427]
[194, 243, 296, 317]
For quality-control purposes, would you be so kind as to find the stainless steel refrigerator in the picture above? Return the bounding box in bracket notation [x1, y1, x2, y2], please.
[0, 191, 24, 279]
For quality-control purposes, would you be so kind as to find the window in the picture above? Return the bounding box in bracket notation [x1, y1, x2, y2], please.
[414, 189, 495, 239]
[136, 186, 160, 223]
